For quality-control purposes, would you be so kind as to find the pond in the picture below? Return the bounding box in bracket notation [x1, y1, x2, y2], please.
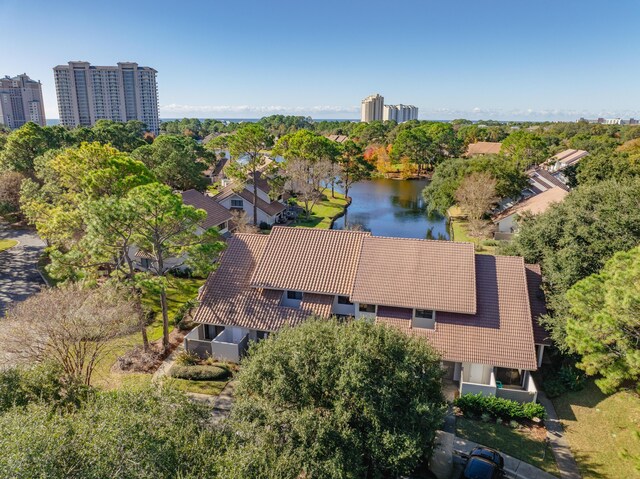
[331, 178, 449, 240]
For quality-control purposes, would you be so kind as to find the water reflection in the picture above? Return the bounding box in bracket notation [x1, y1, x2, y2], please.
[332, 179, 449, 239]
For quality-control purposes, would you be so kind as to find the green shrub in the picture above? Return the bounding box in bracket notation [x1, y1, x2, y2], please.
[453, 393, 546, 421]
[169, 365, 230, 381]
[557, 365, 586, 391]
[543, 364, 587, 398]
[542, 377, 566, 398]
[174, 350, 201, 366]
[0, 363, 89, 412]
[482, 239, 499, 247]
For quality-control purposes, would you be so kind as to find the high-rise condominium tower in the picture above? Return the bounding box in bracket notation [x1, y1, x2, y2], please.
[383, 104, 419, 123]
[0, 73, 46, 128]
[53, 61, 159, 134]
[360, 93, 384, 122]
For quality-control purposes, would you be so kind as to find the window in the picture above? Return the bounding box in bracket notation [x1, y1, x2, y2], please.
[415, 309, 435, 320]
[230, 199, 243, 208]
[286, 290, 303, 300]
[256, 330, 269, 340]
[359, 303, 375, 313]
[337, 296, 353, 305]
[140, 258, 150, 269]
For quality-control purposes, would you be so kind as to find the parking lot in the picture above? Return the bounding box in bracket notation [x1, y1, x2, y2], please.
[0, 226, 45, 316]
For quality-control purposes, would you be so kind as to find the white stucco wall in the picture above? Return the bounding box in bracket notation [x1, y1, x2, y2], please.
[354, 303, 377, 322]
[218, 194, 278, 225]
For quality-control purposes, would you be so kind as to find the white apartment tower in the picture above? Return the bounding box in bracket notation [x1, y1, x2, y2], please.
[360, 93, 384, 122]
[53, 61, 159, 134]
[0, 74, 46, 128]
[383, 104, 418, 123]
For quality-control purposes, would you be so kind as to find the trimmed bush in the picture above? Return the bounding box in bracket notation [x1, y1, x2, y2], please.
[454, 393, 546, 421]
[169, 365, 230, 381]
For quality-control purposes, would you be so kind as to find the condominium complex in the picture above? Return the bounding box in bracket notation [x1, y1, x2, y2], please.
[383, 104, 418, 123]
[361, 93, 419, 123]
[53, 61, 159, 134]
[0, 73, 46, 128]
[360, 93, 384, 122]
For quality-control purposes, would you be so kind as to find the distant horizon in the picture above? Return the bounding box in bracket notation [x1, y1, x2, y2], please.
[43, 116, 632, 126]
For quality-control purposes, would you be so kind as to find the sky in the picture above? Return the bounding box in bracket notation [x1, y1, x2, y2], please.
[2, 0, 639, 121]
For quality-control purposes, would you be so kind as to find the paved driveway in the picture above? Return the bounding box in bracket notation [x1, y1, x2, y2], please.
[0, 226, 46, 316]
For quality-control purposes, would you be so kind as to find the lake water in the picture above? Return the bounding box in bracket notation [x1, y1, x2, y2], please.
[332, 179, 449, 239]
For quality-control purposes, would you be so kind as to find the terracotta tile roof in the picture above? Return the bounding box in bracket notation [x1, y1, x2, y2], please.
[493, 186, 568, 222]
[376, 255, 538, 370]
[251, 227, 371, 296]
[465, 141, 502, 156]
[193, 234, 310, 331]
[192, 226, 542, 370]
[351, 237, 477, 314]
[300, 293, 334, 317]
[525, 264, 551, 345]
[181, 189, 233, 229]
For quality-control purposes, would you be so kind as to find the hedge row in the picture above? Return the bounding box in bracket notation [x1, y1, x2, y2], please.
[454, 393, 546, 421]
[169, 365, 230, 381]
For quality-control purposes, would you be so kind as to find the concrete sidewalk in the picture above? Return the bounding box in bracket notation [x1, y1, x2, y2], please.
[431, 431, 558, 479]
[538, 392, 582, 479]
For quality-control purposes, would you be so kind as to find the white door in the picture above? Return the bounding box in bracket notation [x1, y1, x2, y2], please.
[469, 363, 485, 384]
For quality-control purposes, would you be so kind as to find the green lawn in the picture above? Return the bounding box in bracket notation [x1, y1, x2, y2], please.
[553, 380, 640, 478]
[448, 218, 497, 255]
[292, 189, 349, 229]
[456, 417, 560, 476]
[92, 276, 205, 390]
[0, 239, 18, 252]
[139, 276, 205, 339]
[166, 378, 229, 396]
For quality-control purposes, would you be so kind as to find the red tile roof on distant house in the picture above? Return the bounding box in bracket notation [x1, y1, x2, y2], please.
[465, 141, 502, 156]
[181, 189, 233, 229]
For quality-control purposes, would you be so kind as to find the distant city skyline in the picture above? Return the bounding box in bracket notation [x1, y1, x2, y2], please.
[2, 0, 640, 122]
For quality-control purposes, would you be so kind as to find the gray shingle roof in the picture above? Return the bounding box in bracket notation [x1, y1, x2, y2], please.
[181, 189, 233, 229]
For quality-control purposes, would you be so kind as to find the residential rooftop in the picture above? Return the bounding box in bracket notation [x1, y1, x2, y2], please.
[493, 186, 568, 222]
[193, 227, 543, 370]
[181, 189, 233, 229]
[465, 141, 502, 156]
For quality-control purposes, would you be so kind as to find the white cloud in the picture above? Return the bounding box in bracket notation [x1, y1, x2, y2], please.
[160, 103, 359, 117]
